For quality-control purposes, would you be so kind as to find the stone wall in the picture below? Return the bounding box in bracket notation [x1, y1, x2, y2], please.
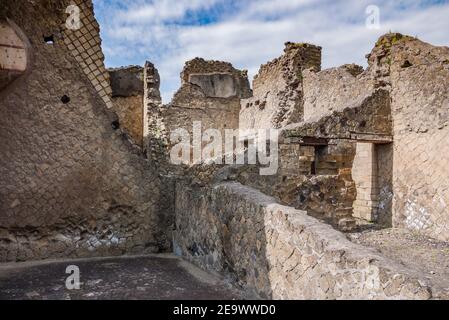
[174, 181, 446, 299]
[109, 66, 144, 146]
[382, 35, 449, 240]
[234, 140, 357, 230]
[282, 88, 392, 142]
[180, 58, 252, 99]
[179, 86, 393, 230]
[0, 0, 172, 262]
[240, 43, 321, 130]
[302, 64, 373, 122]
[148, 58, 251, 166]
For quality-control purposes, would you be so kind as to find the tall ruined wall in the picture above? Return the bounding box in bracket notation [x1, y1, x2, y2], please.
[277, 33, 448, 240]
[150, 58, 251, 166]
[375, 35, 449, 241]
[165, 58, 251, 136]
[0, 0, 171, 262]
[174, 181, 445, 299]
[240, 43, 321, 130]
[109, 66, 144, 146]
[180, 58, 252, 98]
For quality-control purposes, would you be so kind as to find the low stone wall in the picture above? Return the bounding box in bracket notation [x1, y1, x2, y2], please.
[174, 181, 447, 299]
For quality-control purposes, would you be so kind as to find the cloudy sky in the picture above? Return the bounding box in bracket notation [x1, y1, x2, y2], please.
[92, 0, 449, 102]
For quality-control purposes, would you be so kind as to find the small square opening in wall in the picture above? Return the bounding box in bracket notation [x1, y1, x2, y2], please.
[111, 120, 120, 130]
[43, 35, 55, 44]
[61, 95, 70, 104]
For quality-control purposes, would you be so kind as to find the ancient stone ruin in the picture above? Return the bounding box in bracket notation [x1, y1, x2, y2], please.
[1, 0, 449, 300]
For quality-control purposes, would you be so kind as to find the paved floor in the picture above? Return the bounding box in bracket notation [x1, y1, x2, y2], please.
[0, 254, 241, 300]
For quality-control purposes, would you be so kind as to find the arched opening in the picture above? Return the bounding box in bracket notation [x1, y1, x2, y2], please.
[0, 19, 27, 91]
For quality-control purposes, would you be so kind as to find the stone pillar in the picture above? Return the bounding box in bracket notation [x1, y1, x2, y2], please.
[352, 142, 379, 221]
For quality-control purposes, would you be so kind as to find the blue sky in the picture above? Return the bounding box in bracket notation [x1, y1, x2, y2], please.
[92, 0, 449, 102]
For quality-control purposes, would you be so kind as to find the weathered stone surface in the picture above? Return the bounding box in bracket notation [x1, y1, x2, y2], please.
[303, 64, 373, 122]
[62, 0, 114, 109]
[188, 73, 237, 98]
[240, 42, 322, 129]
[109, 66, 144, 97]
[108, 66, 145, 146]
[174, 181, 448, 299]
[181, 57, 252, 99]
[385, 35, 449, 241]
[0, 0, 172, 262]
[282, 88, 392, 141]
[0, 19, 28, 91]
[1, 0, 449, 300]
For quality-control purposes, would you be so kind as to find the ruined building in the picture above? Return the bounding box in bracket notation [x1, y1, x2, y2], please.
[1, 0, 449, 299]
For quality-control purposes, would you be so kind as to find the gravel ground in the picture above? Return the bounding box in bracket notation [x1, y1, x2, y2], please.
[348, 228, 449, 290]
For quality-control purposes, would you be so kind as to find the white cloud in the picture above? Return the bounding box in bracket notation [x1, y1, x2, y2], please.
[116, 0, 221, 23]
[94, 0, 449, 103]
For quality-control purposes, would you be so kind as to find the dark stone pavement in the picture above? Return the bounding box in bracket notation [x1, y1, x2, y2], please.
[0, 254, 241, 300]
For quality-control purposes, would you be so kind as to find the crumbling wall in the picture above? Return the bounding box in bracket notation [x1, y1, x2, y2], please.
[375, 34, 449, 241]
[233, 140, 357, 230]
[147, 58, 251, 167]
[109, 66, 144, 146]
[164, 58, 251, 137]
[283, 89, 392, 141]
[302, 64, 373, 122]
[0, 0, 172, 262]
[180, 58, 252, 98]
[174, 181, 446, 299]
[240, 43, 321, 130]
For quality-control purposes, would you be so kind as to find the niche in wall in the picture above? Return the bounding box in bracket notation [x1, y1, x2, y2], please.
[0, 19, 28, 91]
